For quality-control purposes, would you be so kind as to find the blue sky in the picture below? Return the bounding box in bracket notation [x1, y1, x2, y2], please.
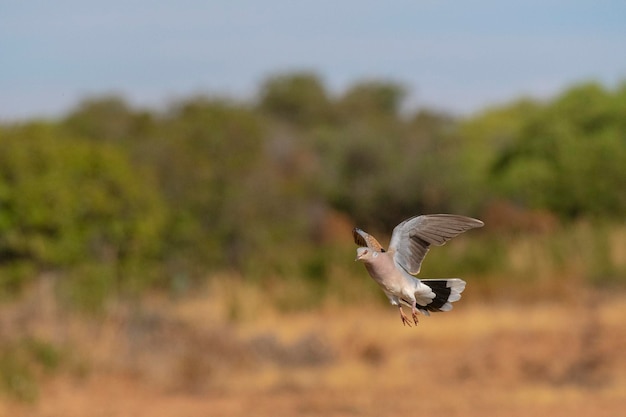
[2, 1, 625, 120]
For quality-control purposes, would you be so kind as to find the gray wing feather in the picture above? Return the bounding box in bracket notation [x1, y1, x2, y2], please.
[389, 214, 484, 275]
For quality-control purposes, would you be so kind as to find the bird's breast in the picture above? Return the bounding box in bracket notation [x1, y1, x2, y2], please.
[363, 259, 408, 295]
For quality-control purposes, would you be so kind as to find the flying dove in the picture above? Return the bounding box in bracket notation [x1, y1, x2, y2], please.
[354, 214, 484, 326]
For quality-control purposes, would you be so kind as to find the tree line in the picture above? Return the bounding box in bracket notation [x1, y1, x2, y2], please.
[1, 73, 625, 306]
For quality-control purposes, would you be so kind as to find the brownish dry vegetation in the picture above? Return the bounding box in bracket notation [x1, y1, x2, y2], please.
[2, 75, 626, 417]
[1, 281, 624, 417]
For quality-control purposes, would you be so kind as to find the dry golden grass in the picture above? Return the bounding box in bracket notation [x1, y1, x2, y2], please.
[2, 282, 625, 417]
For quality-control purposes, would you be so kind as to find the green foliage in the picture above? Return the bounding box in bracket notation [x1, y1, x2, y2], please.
[156, 98, 268, 270]
[316, 109, 463, 230]
[337, 80, 407, 121]
[420, 237, 506, 278]
[471, 82, 626, 219]
[258, 72, 333, 126]
[1, 74, 626, 310]
[0, 347, 37, 402]
[0, 123, 166, 302]
[63, 95, 146, 143]
[455, 99, 543, 212]
[0, 338, 64, 402]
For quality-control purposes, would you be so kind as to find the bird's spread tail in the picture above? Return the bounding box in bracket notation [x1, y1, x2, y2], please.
[415, 279, 466, 314]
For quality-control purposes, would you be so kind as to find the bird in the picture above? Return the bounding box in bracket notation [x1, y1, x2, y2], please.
[353, 214, 484, 326]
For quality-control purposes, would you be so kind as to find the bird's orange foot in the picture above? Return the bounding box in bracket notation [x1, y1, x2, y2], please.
[399, 307, 413, 327]
[411, 308, 420, 326]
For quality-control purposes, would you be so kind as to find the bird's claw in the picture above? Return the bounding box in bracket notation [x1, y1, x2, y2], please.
[399, 307, 413, 327]
[411, 306, 420, 325]
[412, 311, 420, 326]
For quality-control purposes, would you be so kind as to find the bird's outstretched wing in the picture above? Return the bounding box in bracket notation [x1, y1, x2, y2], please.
[352, 228, 386, 252]
[389, 214, 484, 275]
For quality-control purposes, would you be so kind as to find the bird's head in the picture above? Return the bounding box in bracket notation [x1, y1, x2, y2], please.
[355, 247, 379, 262]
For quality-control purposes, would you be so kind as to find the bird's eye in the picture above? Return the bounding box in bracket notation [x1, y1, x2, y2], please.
[363, 250, 368, 254]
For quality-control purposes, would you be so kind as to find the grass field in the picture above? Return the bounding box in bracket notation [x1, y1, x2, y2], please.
[1, 282, 625, 417]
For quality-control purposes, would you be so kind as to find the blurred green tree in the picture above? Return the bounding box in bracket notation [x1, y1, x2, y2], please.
[63, 95, 154, 144]
[258, 72, 333, 127]
[489, 82, 626, 218]
[155, 97, 272, 277]
[0, 122, 166, 302]
[2, 75, 625, 307]
[337, 80, 406, 122]
[314, 82, 460, 231]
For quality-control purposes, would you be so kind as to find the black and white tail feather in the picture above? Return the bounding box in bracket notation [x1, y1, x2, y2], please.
[401, 278, 466, 316]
